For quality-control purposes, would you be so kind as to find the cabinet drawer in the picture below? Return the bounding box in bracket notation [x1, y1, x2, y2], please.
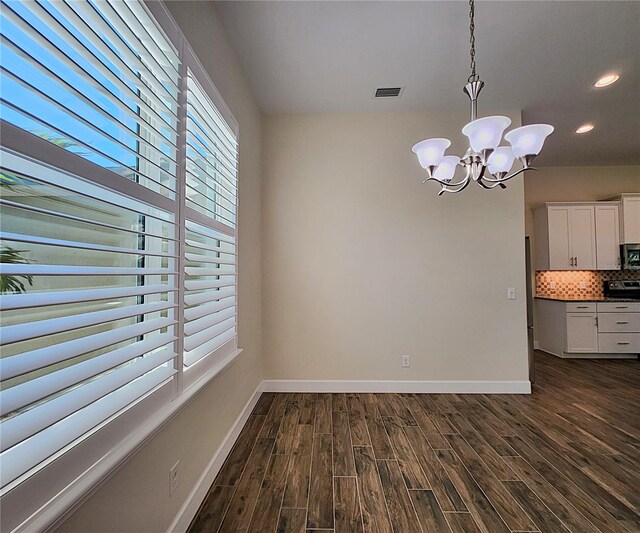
[566, 302, 596, 313]
[597, 302, 640, 313]
[598, 333, 640, 353]
[597, 313, 640, 333]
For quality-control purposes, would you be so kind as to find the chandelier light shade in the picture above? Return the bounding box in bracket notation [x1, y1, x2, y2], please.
[462, 115, 511, 152]
[433, 156, 462, 182]
[411, 138, 451, 169]
[504, 124, 555, 159]
[487, 146, 515, 175]
[412, 0, 553, 194]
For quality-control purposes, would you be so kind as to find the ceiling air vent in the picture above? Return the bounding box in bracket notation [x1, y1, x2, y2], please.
[374, 87, 403, 98]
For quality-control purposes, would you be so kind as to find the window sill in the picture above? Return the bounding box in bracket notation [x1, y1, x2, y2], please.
[7, 348, 243, 533]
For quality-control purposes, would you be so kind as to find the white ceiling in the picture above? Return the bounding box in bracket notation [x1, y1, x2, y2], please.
[215, 1, 640, 167]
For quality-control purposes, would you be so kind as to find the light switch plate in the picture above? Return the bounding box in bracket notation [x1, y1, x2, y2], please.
[507, 288, 516, 300]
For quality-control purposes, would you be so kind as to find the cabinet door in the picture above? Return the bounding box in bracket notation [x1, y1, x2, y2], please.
[547, 207, 572, 270]
[621, 196, 640, 243]
[569, 206, 596, 270]
[595, 205, 620, 270]
[566, 313, 598, 353]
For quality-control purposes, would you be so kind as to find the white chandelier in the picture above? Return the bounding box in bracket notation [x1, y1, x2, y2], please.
[412, 0, 554, 195]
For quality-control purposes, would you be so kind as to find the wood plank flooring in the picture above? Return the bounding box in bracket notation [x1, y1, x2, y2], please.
[189, 352, 639, 532]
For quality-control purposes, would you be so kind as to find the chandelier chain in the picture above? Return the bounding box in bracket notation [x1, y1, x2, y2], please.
[468, 0, 478, 83]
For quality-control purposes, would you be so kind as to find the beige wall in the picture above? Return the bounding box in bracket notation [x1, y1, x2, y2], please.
[524, 165, 640, 238]
[58, 3, 263, 532]
[262, 110, 529, 383]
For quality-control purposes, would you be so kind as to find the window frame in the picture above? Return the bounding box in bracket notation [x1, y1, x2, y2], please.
[0, 2, 241, 530]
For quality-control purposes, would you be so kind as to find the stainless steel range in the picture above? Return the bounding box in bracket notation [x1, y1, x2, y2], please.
[604, 279, 640, 300]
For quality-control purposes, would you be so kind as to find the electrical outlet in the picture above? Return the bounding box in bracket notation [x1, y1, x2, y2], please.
[579, 282, 586, 289]
[402, 355, 410, 368]
[507, 288, 516, 300]
[550, 281, 556, 289]
[170, 461, 180, 497]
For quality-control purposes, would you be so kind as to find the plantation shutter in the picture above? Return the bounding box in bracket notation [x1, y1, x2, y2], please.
[0, 0, 242, 525]
[0, 0, 182, 495]
[183, 69, 239, 368]
[0, 0, 180, 197]
[0, 149, 179, 491]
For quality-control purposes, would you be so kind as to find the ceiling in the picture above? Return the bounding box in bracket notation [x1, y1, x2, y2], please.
[215, 1, 640, 167]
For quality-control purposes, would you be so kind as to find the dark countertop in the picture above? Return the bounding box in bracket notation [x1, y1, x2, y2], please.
[535, 296, 639, 303]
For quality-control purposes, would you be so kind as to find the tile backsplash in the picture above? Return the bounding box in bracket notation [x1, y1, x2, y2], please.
[536, 270, 640, 299]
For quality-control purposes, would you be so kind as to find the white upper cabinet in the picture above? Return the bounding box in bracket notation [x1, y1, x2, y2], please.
[546, 206, 572, 269]
[605, 194, 640, 243]
[595, 204, 620, 270]
[568, 206, 597, 270]
[535, 204, 597, 270]
[534, 202, 623, 271]
[620, 194, 640, 243]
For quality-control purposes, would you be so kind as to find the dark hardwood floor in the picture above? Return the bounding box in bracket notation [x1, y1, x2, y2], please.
[189, 352, 640, 532]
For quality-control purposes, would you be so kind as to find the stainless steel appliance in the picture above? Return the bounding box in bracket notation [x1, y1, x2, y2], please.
[621, 244, 640, 270]
[604, 279, 640, 299]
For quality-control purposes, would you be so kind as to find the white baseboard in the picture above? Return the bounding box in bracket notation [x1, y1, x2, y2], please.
[262, 379, 531, 394]
[556, 353, 636, 360]
[168, 381, 265, 533]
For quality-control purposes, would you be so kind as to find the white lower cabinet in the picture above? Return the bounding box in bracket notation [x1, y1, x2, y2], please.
[566, 313, 598, 353]
[536, 298, 639, 358]
[598, 334, 639, 354]
[597, 312, 640, 333]
[596, 302, 640, 354]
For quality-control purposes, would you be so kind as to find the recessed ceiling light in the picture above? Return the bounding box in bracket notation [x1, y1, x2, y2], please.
[594, 73, 619, 88]
[576, 123, 594, 134]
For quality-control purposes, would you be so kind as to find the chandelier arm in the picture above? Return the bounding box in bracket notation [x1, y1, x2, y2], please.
[423, 163, 472, 187]
[477, 178, 507, 189]
[480, 166, 536, 183]
[477, 162, 487, 182]
[437, 177, 472, 195]
[423, 176, 470, 187]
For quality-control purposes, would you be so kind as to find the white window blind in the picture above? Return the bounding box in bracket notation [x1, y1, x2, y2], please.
[186, 68, 238, 228]
[0, 0, 179, 197]
[0, 1, 240, 527]
[0, 150, 179, 493]
[184, 220, 237, 367]
[183, 70, 239, 369]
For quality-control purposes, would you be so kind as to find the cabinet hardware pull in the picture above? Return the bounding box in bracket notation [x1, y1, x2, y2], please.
[615, 306, 628, 309]
[577, 306, 589, 308]
[616, 321, 629, 324]
[617, 342, 630, 345]
[575, 257, 578, 267]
